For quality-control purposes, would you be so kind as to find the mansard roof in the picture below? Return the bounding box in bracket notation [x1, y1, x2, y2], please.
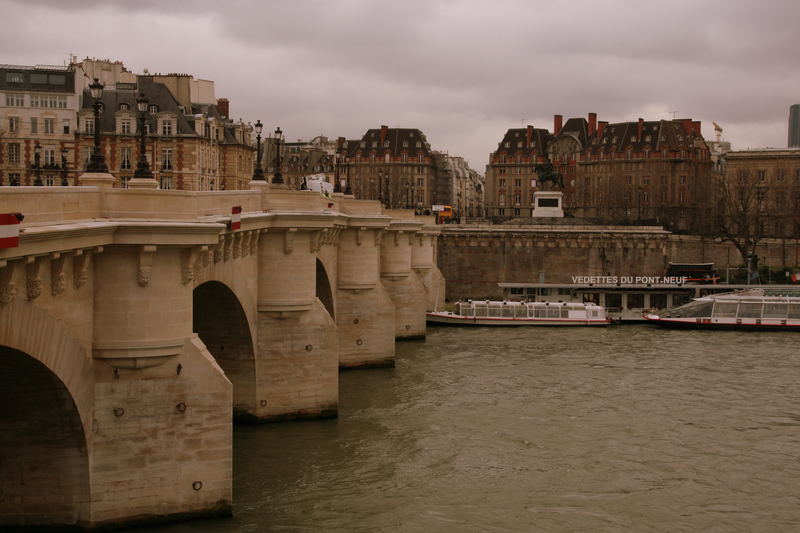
[590, 119, 704, 154]
[81, 76, 195, 135]
[494, 126, 552, 157]
[346, 126, 432, 158]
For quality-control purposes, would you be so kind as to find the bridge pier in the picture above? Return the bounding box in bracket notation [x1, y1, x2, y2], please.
[254, 228, 338, 420]
[336, 222, 396, 368]
[89, 244, 233, 527]
[381, 217, 427, 340]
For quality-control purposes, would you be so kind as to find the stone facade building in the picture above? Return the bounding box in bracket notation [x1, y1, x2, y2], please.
[486, 114, 715, 233]
[0, 63, 79, 186]
[719, 148, 800, 238]
[337, 126, 437, 209]
[431, 152, 485, 220]
[260, 135, 337, 189]
[75, 74, 254, 190]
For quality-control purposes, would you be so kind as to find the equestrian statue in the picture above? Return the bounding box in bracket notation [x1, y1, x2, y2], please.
[533, 162, 565, 190]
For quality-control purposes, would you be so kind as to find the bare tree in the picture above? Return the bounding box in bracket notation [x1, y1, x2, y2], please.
[713, 172, 766, 278]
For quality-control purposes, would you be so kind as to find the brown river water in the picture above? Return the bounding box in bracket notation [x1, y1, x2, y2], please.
[141, 325, 800, 532]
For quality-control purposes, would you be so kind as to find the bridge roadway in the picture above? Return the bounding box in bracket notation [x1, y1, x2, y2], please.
[0, 178, 444, 530]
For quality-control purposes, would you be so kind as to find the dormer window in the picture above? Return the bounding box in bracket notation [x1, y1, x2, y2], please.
[630, 136, 636, 142]
[384, 141, 390, 148]
[119, 103, 130, 111]
[149, 104, 158, 114]
[416, 142, 421, 148]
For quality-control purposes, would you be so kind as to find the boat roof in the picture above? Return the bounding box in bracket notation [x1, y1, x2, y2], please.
[499, 283, 800, 291]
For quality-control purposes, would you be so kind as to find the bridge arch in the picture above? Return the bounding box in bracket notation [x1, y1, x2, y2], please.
[193, 280, 256, 419]
[0, 345, 90, 527]
[316, 257, 335, 320]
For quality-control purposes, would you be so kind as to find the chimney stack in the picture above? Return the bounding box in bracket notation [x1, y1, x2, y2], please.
[692, 121, 702, 137]
[217, 98, 229, 119]
[554, 114, 563, 135]
[598, 121, 608, 138]
[588, 112, 597, 136]
[637, 117, 644, 140]
[526, 124, 533, 145]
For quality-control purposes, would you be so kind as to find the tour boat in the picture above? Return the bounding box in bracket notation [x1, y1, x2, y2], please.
[426, 300, 612, 326]
[642, 288, 800, 330]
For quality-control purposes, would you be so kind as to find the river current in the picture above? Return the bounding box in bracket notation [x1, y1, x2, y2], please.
[144, 325, 800, 532]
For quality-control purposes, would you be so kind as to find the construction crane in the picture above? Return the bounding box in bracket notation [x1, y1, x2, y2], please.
[712, 121, 723, 142]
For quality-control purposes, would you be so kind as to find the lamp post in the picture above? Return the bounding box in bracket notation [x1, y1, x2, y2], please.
[86, 78, 108, 173]
[33, 142, 42, 186]
[272, 126, 284, 184]
[60, 148, 69, 186]
[333, 153, 341, 193]
[132, 93, 154, 180]
[252, 120, 265, 180]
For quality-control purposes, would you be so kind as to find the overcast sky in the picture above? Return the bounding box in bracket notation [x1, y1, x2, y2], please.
[2, 0, 799, 171]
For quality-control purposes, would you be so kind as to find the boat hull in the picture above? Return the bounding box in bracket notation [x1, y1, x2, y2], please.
[643, 314, 800, 331]
[426, 312, 611, 327]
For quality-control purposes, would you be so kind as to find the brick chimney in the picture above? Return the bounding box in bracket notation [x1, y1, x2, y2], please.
[637, 117, 644, 140]
[217, 98, 229, 119]
[598, 121, 608, 138]
[526, 124, 533, 145]
[588, 112, 597, 136]
[380, 124, 388, 145]
[692, 121, 702, 137]
[554, 114, 563, 135]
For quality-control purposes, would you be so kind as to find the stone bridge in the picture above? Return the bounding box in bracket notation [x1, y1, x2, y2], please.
[0, 182, 444, 530]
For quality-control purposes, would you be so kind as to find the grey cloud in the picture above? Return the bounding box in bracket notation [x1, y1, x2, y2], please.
[1, 0, 799, 166]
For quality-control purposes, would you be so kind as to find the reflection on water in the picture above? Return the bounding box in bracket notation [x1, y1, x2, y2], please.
[142, 326, 800, 532]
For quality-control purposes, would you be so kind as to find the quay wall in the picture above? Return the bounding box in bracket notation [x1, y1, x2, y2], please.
[438, 225, 800, 300]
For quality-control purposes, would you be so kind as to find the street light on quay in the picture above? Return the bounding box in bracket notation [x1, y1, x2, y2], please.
[60, 147, 69, 186]
[272, 126, 284, 184]
[33, 142, 42, 186]
[252, 120, 265, 181]
[133, 93, 154, 180]
[86, 78, 108, 173]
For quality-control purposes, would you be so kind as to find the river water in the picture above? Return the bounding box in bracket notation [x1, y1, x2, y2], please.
[145, 325, 800, 532]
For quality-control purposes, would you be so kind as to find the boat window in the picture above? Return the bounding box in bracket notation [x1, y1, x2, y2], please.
[560, 307, 569, 318]
[502, 305, 515, 318]
[605, 293, 622, 311]
[583, 293, 599, 304]
[737, 302, 763, 318]
[763, 303, 788, 318]
[650, 293, 667, 309]
[671, 293, 691, 307]
[514, 306, 527, 318]
[789, 304, 800, 319]
[473, 304, 487, 317]
[547, 307, 560, 318]
[670, 300, 713, 318]
[627, 293, 645, 309]
[712, 301, 738, 317]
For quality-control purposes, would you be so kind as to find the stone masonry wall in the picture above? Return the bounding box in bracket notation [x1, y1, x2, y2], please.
[438, 226, 800, 300]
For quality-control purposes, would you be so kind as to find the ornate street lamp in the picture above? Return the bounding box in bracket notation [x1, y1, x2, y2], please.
[86, 78, 108, 173]
[60, 147, 69, 186]
[133, 93, 154, 180]
[33, 142, 42, 186]
[272, 126, 284, 184]
[252, 120, 265, 180]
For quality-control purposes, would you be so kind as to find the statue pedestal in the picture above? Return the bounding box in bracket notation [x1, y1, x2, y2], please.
[532, 191, 564, 217]
[78, 172, 115, 189]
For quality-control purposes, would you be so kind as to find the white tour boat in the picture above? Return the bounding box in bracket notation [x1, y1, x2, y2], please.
[426, 300, 612, 326]
[643, 288, 800, 330]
